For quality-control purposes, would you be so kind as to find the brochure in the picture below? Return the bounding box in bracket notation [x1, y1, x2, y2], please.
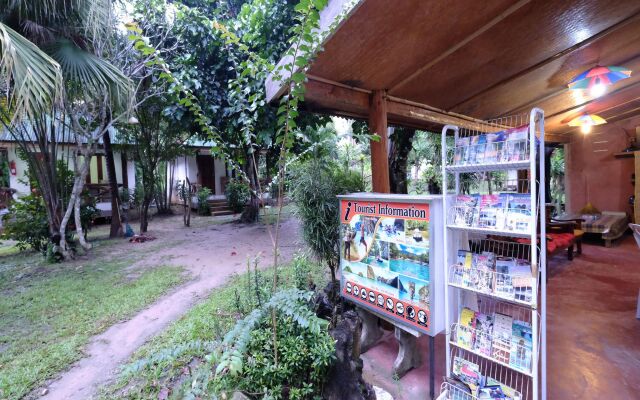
[484, 131, 504, 163]
[491, 312, 512, 363]
[510, 320, 533, 371]
[454, 195, 478, 227]
[457, 307, 477, 349]
[504, 193, 532, 233]
[478, 194, 508, 230]
[473, 312, 494, 357]
[503, 125, 529, 162]
[494, 257, 515, 298]
[452, 356, 483, 391]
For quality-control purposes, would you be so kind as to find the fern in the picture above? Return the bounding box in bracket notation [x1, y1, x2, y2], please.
[122, 340, 219, 376]
[215, 288, 327, 376]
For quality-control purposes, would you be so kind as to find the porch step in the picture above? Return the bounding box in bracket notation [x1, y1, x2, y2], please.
[212, 209, 235, 216]
[207, 198, 235, 216]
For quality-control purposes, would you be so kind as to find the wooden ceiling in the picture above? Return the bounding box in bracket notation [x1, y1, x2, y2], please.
[293, 0, 640, 138]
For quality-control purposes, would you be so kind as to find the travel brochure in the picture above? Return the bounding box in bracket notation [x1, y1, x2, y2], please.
[451, 356, 521, 399]
[452, 193, 532, 233]
[340, 200, 432, 333]
[455, 307, 533, 373]
[452, 250, 533, 303]
[452, 125, 532, 166]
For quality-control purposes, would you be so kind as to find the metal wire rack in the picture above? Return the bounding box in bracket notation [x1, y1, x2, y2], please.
[441, 108, 546, 400]
[449, 346, 530, 400]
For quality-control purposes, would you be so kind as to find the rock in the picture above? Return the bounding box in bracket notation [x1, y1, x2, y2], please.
[231, 391, 250, 400]
[314, 280, 339, 319]
[323, 310, 376, 400]
[40, 388, 49, 396]
[373, 386, 393, 400]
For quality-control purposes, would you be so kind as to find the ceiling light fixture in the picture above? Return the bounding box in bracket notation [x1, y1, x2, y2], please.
[568, 65, 631, 98]
[568, 114, 606, 134]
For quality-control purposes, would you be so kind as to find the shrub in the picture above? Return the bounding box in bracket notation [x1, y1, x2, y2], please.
[215, 289, 334, 400]
[197, 187, 212, 215]
[238, 314, 334, 399]
[291, 161, 364, 281]
[224, 179, 251, 213]
[2, 193, 50, 253]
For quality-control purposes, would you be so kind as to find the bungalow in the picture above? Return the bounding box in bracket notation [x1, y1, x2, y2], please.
[0, 131, 228, 208]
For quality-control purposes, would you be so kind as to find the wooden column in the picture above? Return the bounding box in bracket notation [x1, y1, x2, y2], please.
[635, 152, 640, 224]
[368, 90, 390, 193]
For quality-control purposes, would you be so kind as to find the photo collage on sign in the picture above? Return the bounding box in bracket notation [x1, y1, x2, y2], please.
[341, 210, 431, 330]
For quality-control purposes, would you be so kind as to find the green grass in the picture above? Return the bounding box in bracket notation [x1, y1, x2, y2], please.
[0, 243, 185, 399]
[0, 242, 21, 257]
[258, 203, 297, 225]
[100, 254, 328, 400]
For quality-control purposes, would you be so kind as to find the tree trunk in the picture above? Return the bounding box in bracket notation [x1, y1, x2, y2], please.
[167, 161, 175, 213]
[183, 178, 191, 227]
[140, 198, 151, 233]
[388, 128, 416, 194]
[59, 153, 92, 259]
[74, 195, 91, 250]
[103, 130, 123, 238]
[241, 156, 259, 223]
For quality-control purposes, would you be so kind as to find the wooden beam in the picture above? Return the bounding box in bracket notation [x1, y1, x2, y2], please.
[302, 78, 569, 142]
[369, 90, 390, 193]
[387, 98, 503, 133]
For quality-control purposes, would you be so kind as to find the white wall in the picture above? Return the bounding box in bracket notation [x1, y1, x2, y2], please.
[126, 157, 136, 189]
[214, 157, 226, 195]
[7, 145, 30, 196]
[167, 151, 226, 202]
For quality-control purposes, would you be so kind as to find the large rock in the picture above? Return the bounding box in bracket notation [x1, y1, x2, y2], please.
[323, 310, 376, 400]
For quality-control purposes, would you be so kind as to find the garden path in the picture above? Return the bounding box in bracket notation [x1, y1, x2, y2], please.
[38, 215, 302, 400]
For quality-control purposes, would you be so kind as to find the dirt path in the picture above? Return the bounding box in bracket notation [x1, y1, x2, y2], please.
[39, 215, 302, 400]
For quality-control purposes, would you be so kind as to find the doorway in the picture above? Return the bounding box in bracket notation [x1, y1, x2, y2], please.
[196, 154, 216, 194]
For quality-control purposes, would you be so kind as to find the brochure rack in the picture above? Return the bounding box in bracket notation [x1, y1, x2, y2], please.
[439, 109, 546, 400]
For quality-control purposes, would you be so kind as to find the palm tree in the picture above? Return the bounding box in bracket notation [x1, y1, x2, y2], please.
[0, 0, 133, 258]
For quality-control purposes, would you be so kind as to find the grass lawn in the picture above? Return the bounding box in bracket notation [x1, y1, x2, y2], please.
[0, 237, 186, 399]
[100, 254, 328, 400]
[258, 203, 296, 225]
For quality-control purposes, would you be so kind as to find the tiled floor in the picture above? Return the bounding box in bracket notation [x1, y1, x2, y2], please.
[362, 234, 640, 399]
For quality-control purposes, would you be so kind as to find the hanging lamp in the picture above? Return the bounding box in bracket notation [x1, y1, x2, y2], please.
[568, 65, 631, 97]
[568, 114, 607, 134]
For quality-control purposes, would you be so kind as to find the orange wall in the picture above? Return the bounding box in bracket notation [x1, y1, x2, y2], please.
[565, 116, 638, 214]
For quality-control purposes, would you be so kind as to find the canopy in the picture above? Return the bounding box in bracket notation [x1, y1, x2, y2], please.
[267, 0, 640, 142]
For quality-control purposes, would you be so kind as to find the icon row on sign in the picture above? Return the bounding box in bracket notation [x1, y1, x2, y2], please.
[344, 281, 428, 326]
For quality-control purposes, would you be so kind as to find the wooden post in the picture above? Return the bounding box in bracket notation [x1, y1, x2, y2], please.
[635, 152, 639, 224]
[368, 90, 390, 193]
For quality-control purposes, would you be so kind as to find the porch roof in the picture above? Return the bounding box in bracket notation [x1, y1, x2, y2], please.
[267, 0, 640, 142]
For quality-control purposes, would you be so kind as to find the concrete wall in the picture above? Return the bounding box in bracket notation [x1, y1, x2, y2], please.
[168, 150, 226, 203]
[565, 116, 639, 214]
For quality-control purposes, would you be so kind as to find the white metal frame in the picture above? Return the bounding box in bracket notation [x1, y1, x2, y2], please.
[440, 108, 547, 400]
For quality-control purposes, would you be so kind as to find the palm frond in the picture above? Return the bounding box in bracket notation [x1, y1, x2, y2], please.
[49, 39, 133, 111]
[79, 0, 113, 43]
[0, 0, 69, 25]
[20, 20, 55, 45]
[0, 22, 62, 121]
